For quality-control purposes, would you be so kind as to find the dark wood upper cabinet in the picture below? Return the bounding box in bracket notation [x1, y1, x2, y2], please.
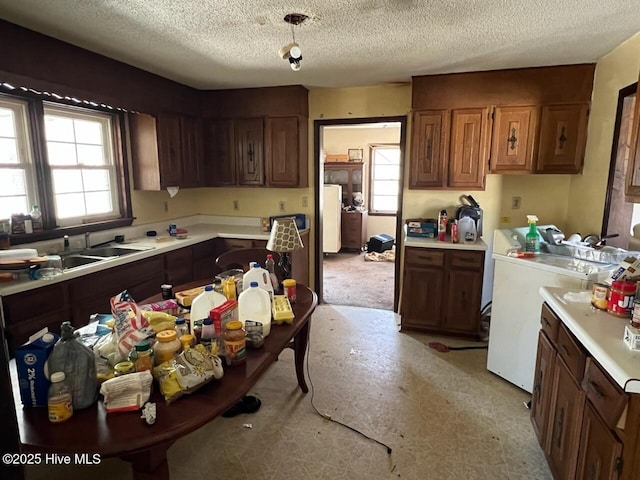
[235, 118, 264, 186]
[489, 105, 538, 173]
[265, 115, 308, 187]
[536, 103, 589, 174]
[409, 110, 448, 188]
[129, 112, 203, 190]
[448, 108, 489, 189]
[202, 119, 236, 186]
[625, 71, 640, 200]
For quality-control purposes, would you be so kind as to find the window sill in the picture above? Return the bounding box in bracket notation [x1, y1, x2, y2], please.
[7, 217, 135, 246]
[368, 211, 397, 217]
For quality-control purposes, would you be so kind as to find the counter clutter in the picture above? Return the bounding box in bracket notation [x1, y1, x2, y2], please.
[14, 258, 296, 423]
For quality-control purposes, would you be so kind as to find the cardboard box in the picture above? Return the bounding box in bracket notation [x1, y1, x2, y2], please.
[325, 154, 349, 163]
[175, 286, 205, 308]
[623, 324, 640, 351]
[15, 328, 59, 407]
[608, 256, 640, 283]
[406, 218, 437, 238]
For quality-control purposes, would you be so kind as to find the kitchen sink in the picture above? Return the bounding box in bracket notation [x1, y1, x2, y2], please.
[61, 255, 105, 269]
[84, 246, 151, 257]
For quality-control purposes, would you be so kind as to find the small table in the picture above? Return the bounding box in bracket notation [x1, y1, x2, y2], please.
[11, 282, 317, 480]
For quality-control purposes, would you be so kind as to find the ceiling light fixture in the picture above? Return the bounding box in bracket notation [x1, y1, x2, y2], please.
[278, 13, 307, 72]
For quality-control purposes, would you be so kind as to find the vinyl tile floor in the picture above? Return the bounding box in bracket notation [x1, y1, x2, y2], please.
[25, 305, 551, 480]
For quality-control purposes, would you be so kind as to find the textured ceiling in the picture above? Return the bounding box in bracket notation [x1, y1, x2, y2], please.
[0, 0, 639, 90]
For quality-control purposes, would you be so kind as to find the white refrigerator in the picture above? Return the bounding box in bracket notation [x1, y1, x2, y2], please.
[323, 185, 342, 253]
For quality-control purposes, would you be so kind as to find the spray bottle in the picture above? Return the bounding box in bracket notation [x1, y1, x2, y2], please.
[525, 215, 540, 253]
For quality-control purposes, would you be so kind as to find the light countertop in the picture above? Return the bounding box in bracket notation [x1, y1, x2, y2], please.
[0, 215, 303, 296]
[404, 234, 488, 251]
[540, 286, 640, 394]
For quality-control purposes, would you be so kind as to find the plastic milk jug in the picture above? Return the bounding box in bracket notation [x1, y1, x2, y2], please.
[242, 263, 274, 301]
[190, 285, 227, 328]
[238, 281, 272, 336]
[458, 216, 477, 243]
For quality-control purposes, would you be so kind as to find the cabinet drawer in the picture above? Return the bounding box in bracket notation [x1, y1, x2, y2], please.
[540, 303, 560, 343]
[557, 323, 587, 382]
[449, 251, 483, 269]
[405, 248, 445, 267]
[581, 358, 627, 429]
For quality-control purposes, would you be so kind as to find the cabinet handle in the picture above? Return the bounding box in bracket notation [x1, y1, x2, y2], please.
[247, 142, 256, 175]
[508, 127, 518, 150]
[553, 407, 565, 449]
[559, 343, 570, 357]
[558, 126, 567, 150]
[587, 379, 606, 398]
[425, 139, 433, 160]
[542, 317, 551, 327]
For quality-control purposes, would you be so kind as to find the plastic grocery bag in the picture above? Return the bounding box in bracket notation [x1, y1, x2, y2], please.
[110, 290, 153, 358]
[46, 321, 98, 410]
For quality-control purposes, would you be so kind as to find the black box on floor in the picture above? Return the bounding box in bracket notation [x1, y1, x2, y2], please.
[367, 234, 394, 253]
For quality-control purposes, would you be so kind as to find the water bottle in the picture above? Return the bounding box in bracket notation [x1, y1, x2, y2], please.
[200, 317, 216, 351]
[265, 254, 279, 292]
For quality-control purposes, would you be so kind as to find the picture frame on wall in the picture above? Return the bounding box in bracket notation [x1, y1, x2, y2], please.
[348, 148, 363, 162]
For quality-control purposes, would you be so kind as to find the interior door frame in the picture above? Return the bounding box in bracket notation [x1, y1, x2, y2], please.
[313, 116, 407, 311]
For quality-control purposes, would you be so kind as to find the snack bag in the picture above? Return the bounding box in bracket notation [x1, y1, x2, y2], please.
[110, 290, 152, 358]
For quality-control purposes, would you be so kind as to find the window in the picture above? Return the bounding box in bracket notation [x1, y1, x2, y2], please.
[0, 90, 131, 240]
[369, 145, 400, 214]
[44, 105, 119, 226]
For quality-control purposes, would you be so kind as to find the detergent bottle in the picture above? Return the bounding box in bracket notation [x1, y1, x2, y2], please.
[525, 215, 540, 253]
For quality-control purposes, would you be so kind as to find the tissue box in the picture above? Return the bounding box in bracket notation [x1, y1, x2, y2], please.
[15, 328, 59, 407]
[624, 324, 640, 351]
[406, 218, 437, 238]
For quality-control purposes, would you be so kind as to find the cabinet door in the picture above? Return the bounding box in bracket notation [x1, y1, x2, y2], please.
[409, 110, 448, 188]
[202, 119, 236, 186]
[164, 247, 194, 286]
[180, 116, 203, 188]
[265, 116, 307, 187]
[129, 113, 161, 190]
[448, 108, 488, 189]
[490, 105, 538, 173]
[156, 113, 183, 188]
[531, 331, 557, 450]
[547, 358, 586, 480]
[536, 103, 589, 174]
[235, 118, 264, 185]
[401, 264, 444, 330]
[625, 73, 640, 198]
[575, 403, 623, 480]
[444, 268, 482, 334]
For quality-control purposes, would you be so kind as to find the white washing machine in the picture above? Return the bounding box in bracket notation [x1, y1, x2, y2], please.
[487, 228, 616, 393]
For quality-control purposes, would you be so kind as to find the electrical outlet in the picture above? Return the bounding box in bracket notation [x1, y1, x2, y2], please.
[279, 201, 286, 212]
[163, 201, 168, 213]
[302, 196, 308, 208]
[512, 196, 521, 209]
[233, 200, 239, 211]
[501, 216, 511, 224]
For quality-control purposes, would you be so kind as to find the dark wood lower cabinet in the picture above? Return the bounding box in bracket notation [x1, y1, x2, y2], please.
[400, 246, 484, 338]
[531, 303, 630, 480]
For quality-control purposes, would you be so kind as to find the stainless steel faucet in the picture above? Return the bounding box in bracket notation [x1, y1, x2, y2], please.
[84, 232, 91, 249]
[63, 235, 70, 252]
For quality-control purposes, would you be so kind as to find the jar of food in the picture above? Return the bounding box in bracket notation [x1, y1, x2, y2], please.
[130, 339, 154, 373]
[161, 284, 174, 300]
[591, 282, 609, 310]
[154, 330, 181, 365]
[283, 279, 297, 304]
[179, 333, 195, 350]
[224, 320, 246, 365]
[607, 280, 637, 318]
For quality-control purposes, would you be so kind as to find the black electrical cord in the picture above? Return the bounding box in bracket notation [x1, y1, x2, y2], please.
[303, 321, 393, 455]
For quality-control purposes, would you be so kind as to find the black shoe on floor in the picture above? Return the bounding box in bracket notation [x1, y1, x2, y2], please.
[222, 395, 262, 418]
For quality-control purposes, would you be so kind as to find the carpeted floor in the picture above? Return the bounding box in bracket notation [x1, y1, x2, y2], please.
[26, 305, 550, 480]
[322, 250, 396, 311]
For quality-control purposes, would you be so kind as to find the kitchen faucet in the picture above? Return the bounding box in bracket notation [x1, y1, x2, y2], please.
[63, 235, 70, 253]
[85, 232, 91, 249]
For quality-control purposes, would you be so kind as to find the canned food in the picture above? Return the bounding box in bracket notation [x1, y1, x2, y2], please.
[283, 279, 297, 304]
[169, 224, 177, 236]
[591, 282, 609, 310]
[607, 280, 637, 318]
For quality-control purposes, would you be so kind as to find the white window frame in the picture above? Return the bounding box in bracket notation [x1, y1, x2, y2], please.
[0, 97, 38, 220]
[369, 144, 401, 215]
[43, 103, 120, 227]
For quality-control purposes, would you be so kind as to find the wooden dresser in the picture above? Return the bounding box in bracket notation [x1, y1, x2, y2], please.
[341, 210, 368, 251]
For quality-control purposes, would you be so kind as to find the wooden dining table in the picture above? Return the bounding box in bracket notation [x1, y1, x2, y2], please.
[10, 281, 317, 480]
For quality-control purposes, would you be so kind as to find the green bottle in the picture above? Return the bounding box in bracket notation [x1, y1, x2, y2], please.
[525, 215, 540, 253]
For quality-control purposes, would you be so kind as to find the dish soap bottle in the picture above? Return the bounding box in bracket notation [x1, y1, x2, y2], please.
[525, 215, 540, 253]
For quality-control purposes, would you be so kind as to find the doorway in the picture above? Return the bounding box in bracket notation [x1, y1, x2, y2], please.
[313, 116, 407, 311]
[602, 82, 637, 249]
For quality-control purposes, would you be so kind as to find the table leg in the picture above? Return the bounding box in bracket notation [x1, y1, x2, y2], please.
[121, 440, 174, 480]
[293, 320, 310, 393]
